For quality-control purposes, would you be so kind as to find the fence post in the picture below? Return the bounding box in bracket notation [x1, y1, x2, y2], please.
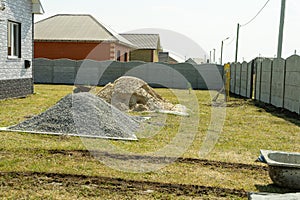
[50, 60, 53, 83]
[269, 60, 274, 104]
[224, 63, 230, 101]
[282, 59, 286, 108]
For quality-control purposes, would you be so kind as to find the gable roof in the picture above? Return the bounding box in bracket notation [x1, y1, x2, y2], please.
[120, 34, 161, 50]
[34, 14, 134, 47]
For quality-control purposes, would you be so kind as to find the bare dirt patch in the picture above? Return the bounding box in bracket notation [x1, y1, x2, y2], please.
[0, 171, 248, 198]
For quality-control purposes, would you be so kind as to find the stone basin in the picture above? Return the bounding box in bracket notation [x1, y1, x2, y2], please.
[259, 150, 300, 190]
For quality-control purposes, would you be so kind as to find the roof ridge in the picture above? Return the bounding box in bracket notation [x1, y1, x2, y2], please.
[35, 14, 94, 24]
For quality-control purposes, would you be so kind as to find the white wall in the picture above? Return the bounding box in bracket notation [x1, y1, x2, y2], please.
[0, 0, 33, 80]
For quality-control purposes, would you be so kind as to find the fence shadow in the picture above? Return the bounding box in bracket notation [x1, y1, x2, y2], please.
[255, 184, 298, 194]
[252, 100, 300, 127]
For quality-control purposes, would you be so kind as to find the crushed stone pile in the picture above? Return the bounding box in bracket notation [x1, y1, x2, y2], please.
[8, 93, 139, 140]
[97, 76, 188, 116]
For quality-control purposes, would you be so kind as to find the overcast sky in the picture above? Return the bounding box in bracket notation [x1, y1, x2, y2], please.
[35, 0, 300, 63]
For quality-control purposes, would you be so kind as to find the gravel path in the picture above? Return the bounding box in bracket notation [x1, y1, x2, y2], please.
[8, 93, 139, 140]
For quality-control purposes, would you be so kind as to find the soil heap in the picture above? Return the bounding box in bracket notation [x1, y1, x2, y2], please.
[97, 76, 187, 115]
[8, 93, 138, 140]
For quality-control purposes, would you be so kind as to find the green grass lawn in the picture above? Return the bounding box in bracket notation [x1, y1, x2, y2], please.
[0, 84, 299, 199]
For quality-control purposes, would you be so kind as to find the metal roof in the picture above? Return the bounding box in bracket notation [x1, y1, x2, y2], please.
[120, 34, 161, 50]
[34, 14, 134, 47]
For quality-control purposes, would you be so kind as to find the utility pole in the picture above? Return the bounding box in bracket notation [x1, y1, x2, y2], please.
[220, 42, 224, 65]
[277, 0, 286, 58]
[209, 51, 212, 63]
[213, 48, 216, 63]
[220, 37, 229, 65]
[235, 23, 240, 63]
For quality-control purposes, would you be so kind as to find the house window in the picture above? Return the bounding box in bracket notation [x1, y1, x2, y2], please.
[8, 21, 21, 58]
[116, 50, 121, 61]
[124, 52, 128, 62]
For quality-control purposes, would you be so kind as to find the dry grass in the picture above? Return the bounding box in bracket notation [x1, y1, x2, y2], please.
[0, 84, 299, 199]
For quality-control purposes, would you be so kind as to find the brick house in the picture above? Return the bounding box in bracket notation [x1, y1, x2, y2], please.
[0, 0, 44, 99]
[120, 34, 162, 62]
[34, 14, 135, 62]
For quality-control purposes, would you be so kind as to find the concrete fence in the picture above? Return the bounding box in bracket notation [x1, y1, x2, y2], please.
[33, 58, 224, 90]
[230, 55, 300, 115]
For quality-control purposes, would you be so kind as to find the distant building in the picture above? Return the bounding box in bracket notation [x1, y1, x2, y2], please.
[120, 33, 162, 62]
[185, 58, 206, 65]
[159, 52, 185, 64]
[34, 14, 135, 61]
[0, 0, 44, 99]
[158, 52, 169, 63]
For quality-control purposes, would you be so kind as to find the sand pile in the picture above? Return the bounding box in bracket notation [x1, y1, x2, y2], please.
[8, 93, 138, 140]
[97, 76, 188, 116]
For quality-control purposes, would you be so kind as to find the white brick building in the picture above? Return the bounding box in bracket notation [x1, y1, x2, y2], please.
[0, 0, 43, 99]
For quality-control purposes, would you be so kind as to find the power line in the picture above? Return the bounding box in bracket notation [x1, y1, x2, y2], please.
[240, 0, 271, 27]
[227, 36, 236, 46]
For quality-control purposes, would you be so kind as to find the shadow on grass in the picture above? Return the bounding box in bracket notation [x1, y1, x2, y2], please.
[0, 171, 248, 198]
[252, 101, 300, 127]
[255, 184, 299, 194]
[229, 93, 300, 127]
[47, 149, 267, 172]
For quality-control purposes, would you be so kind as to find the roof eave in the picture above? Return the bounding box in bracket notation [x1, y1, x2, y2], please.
[34, 39, 115, 43]
[34, 39, 137, 49]
[115, 41, 138, 49]
[32, 0, 44, 14]
[135, 47, 156, 50]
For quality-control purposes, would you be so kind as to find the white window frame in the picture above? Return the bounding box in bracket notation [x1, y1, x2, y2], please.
[7, 21, 21, 59]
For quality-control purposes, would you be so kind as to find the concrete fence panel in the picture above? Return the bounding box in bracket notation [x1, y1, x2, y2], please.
[284, 55, 300, 114]
[260, 59, 272, 104]
[75, 60, 111, 86]
[235, 63, 242, 95]
[246, 62, 253, 98]
[122, 61, 146, 75]
[228, 55, 299, 115]
[33, 59, 224, 90]
[33, 58, 54, 83]
[172, 63, 199, 89]
[99, 61, 125, 85]
[53, 59, 77, 84]
[194, 64, 224, 90]
[230, 63, 236, 93]
[240, 61, 248, 97]
[255, 60, 262, 101]
[126, 62, 178, 88]
[271, 58, 286, 108]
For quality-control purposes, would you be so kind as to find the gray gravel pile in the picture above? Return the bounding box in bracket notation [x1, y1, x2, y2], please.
[8, 93, 139, 140]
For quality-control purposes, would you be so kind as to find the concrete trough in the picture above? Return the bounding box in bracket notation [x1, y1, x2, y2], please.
[259, 150, 300, 190]
[248, 192, 300, 200]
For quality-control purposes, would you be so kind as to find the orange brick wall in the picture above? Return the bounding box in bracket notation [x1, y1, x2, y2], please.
[34, 41, 131, 61]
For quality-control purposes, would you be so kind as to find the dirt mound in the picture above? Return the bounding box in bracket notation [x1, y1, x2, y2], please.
[8, 93, 138, 140]
[97, 76, 188, 116]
